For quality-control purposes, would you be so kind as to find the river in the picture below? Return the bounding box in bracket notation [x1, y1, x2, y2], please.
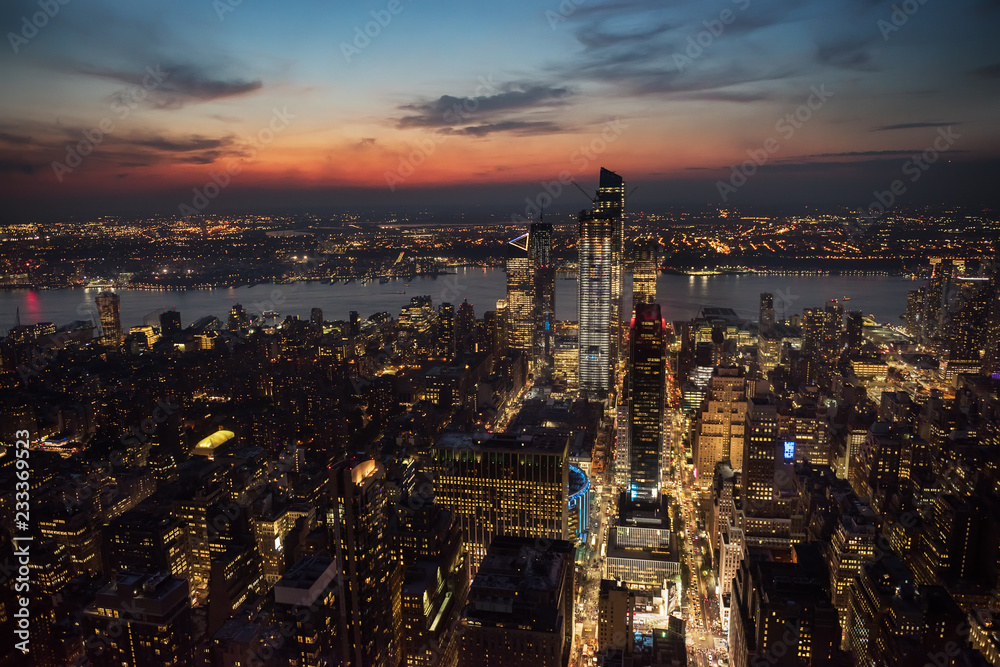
[0, 269, 919, 333]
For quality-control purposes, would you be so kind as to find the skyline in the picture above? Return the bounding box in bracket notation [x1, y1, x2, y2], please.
[2, 0, 1000, 221]
[3, 161, 1000, 664]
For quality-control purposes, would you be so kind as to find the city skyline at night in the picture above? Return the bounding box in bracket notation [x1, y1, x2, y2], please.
[3, 1, 1000, 666]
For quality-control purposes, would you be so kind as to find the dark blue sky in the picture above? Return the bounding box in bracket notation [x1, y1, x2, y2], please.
[1, 0, 999, 220]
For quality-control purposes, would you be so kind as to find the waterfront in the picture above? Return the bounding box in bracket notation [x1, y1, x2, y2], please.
[0, 269, 919, 333]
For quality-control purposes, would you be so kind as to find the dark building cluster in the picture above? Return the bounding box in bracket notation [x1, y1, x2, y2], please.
[2, 169, 999, 667]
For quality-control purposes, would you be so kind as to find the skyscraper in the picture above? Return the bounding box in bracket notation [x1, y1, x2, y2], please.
[228, 303, 249, 331]
[759, 293, 775, 336]
[578, 167, 625, 398]
[742, 395, 779, 507]
[923, 257, 964, 345]
[83, 572, 194, 666]
[95, 290, 122, 344]
[505, 232, 535, 358]
[632, 238, 658, 313]
[431, 432, 569, 566]
[983, 258, 1000, 377]
[456, 299, 475, 353]
[944, 277, 989, 379]
[693, 366, 747, 488]
[437, 302, 456, 360]
[330, 460, 404, 667]
[530, 221, 555, 370]
[846, 311, 864, 357]
[628, 303, 665, 500]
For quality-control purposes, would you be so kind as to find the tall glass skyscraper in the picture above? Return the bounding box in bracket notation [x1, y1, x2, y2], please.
[530, 221, 555, 370]
[628, 302, 665, 500]
[578, 167, 625, 398]
[505, 231, 535, 356]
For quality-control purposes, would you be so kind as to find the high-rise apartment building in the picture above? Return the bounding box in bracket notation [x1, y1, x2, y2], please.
[310, 306, 323, 329]
[923, 257, 964, 344]
[944, 277, 989, 379]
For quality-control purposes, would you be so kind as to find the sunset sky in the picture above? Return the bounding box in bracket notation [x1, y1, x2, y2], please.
[1, 0, 999, 220]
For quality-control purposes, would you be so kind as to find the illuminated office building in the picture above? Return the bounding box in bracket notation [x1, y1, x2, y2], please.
[95, 290, 122, 344]
[578, 167, 625, 398]
[628, 303, 665, 500]
[741, 395, 779, 507]
[431, 432, 569, 566]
